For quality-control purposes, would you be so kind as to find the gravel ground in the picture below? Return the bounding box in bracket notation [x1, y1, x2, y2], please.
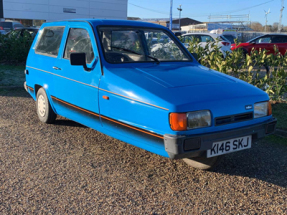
[0, 89, 287, 214]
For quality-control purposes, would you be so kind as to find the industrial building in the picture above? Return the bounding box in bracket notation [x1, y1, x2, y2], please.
[0, 0, 127, 26]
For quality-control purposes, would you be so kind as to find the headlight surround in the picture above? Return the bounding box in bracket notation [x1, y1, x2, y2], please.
[254, 101, 270, 118]
[187, 110, 211, 129]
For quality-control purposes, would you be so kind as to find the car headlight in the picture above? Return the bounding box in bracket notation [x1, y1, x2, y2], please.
[169, 110, 211, 131]
[254, 101, 272, 118]
[187, 110, 211, 129]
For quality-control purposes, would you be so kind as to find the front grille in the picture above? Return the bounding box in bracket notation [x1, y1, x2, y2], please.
[215, 112, 253, 126]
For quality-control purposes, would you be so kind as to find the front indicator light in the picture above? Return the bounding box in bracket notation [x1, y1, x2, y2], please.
[169, 113, 187, 131]
[268, 101, 272, 116]
[254, 101, 269, 118]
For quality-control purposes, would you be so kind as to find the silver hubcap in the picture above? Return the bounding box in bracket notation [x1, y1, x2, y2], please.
[38, 95, 46, 117]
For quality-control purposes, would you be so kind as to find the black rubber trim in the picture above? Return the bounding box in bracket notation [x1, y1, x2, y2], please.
[51, 96, 100, 122]
[164, 117, 277, 159]
[50, 96, 164, 142]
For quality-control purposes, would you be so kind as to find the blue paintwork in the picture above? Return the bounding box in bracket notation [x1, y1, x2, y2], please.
[25, 19, 272, 158]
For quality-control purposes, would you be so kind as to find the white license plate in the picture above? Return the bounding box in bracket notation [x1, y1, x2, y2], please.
[207, 135, 252, 158]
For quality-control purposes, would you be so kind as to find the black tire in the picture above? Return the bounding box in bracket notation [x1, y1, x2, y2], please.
[183, 156, 223, 170]
[36, 87, 56, 124]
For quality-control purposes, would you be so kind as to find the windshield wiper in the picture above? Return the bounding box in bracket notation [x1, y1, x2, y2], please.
[111, 46, 160, 64]
[146, 55, 160, 64]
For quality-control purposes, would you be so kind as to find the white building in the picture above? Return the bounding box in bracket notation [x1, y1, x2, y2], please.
[0, 0, 127, 26]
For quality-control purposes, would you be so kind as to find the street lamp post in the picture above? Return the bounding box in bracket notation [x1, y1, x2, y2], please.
[169, 0, 173, 31]
[177, 5, 182, 31]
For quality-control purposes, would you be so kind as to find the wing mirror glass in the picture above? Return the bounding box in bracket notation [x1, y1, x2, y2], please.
[70, 53, 91, 71]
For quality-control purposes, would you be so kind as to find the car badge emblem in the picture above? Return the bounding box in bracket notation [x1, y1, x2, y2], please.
[245, 105, 252, 110]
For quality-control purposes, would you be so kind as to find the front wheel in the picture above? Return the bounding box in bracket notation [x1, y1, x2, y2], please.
[183, 156, 223, 170]
[36, 87, 57, 124]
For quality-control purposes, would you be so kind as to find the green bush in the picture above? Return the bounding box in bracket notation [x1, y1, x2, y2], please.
[187, 39, 287, 102]
[0, 32, 33, 64]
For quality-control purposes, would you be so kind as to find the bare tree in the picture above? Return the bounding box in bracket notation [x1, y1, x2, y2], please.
[251, 22, 264, 31]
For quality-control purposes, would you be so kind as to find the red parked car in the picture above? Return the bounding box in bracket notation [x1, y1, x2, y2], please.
[231, 34, 287, 55]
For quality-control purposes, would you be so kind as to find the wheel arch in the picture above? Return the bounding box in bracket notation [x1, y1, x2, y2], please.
[34, 84, 58, 115]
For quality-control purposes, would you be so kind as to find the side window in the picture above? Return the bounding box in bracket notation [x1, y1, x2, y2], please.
[14, 24, 23, 28]
[272, 36, 287, 43]
[64, 28, 95, 64]
[183, 36, 194, 43]
[201, 35, 214, 42]
[255, 36, 271, 43]
[35, 27, 65, 57]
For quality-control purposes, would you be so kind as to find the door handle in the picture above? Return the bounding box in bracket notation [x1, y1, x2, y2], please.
[53, 66, 62, 70]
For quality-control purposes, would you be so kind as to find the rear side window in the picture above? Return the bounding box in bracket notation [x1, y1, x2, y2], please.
[35, 27, 65, 57]
[272, 36, 287, 43]
[64, 28, 94, 63]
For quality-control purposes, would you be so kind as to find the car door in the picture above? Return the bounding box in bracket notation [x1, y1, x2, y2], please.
[252, 35, 274, 54]
[26, 25, 65, 101]
[51, 23, 102, 127]
[271, 35, 287, 55]
[199, 35, 214, 50]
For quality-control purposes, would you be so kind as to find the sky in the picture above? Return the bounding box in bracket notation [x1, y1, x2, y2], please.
[128, 0, 286, 26]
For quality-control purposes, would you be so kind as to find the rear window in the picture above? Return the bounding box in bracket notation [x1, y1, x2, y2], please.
[0, 22, 12, 30]
[35, 27, 65, 57]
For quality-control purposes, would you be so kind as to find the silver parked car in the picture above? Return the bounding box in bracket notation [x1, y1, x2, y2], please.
[181, 33, 231, 58]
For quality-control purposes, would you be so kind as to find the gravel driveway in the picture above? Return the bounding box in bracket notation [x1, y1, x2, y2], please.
[0, 89, 286, 214]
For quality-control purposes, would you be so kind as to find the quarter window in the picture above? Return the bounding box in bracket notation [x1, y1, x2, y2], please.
[35, 27, 65, 57]
[64, 28, 94, 64]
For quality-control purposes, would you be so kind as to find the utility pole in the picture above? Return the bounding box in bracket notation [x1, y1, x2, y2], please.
[278, 0, 284, 32]
[177, 5, 182, 31]
[264, 9, 270, 32]
[169, 0, 173, 31]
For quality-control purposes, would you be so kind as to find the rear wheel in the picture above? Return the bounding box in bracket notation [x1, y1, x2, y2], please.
[183, 156, 222, 170]
[36, 88, 56, 124]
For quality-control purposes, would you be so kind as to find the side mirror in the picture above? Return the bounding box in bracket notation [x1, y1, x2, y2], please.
[249, 41, 256, 44]
[191, 52, 198, 61]
[70, 53, 91, 71]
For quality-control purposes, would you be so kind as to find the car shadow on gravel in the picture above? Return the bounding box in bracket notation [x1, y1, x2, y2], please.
[54, 119, 86, 128]
[0, 88, 30, 98]
[213, 140, 287, 187]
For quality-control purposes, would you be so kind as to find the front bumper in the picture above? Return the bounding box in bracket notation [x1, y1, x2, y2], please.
[164, 118, 277, 159]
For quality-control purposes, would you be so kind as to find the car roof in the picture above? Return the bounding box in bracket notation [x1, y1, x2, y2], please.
[42, 19, 167, 30]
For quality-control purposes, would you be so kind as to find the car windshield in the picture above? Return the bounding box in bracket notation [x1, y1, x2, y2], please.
[98, 27, 191, 64]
